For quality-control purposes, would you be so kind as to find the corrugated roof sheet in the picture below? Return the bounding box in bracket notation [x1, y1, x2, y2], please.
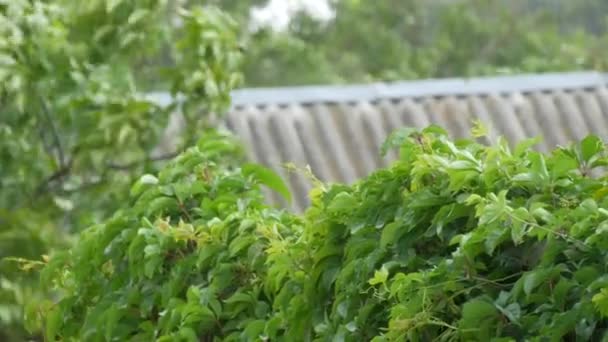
[149, 71, 608, 211]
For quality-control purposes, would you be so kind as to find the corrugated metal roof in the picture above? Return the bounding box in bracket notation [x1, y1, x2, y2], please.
[149, 71, 608, 211]
[228, 71, 608, 106]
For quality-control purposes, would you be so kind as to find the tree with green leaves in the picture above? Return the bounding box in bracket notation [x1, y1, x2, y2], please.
[0, 1, 242, 339]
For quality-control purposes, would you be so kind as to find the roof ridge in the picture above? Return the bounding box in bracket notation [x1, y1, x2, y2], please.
[146, 71, 608, 108]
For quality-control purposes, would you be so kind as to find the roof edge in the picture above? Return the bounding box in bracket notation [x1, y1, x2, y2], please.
[147, 71, 608, 108]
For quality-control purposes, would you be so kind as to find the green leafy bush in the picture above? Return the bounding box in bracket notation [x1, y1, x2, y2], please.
[34, 130, 302, 341]
[296, 127, 608, 341]
[9, 1, 608, 340]
[0, 1, 242, 339]
[37, 125, 608, 341]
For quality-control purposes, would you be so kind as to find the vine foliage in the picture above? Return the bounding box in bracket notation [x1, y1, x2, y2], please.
[35, 124, 608, 341]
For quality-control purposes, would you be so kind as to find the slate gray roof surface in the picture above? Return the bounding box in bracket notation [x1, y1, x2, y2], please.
[149, 71, 608, 212]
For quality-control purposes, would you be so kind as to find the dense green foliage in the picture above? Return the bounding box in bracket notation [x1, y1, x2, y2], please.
[0, 1, 242, 339]
[34, 131, 301, 341]
[37, 125, 608, 340]
[5, 1, 608, 341]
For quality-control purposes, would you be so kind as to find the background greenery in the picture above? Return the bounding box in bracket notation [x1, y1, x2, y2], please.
[1, 0, 607, 340]
[204, 0, 608, 87]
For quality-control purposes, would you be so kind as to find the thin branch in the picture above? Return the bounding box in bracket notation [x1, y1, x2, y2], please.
[106, 151, 180, 170]
[36, 121, 55, 159]
[38, 97, 66, 167]
[34, 149, 178, 197]
[60, 179, 106, 194]
[33, 143, 86, 197]
[34, 163, 72, 196]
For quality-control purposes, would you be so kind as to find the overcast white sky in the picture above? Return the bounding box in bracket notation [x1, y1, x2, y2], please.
[250, 0, 333, 31]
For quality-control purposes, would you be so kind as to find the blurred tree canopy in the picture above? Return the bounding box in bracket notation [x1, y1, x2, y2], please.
[195, 0, 608, 87]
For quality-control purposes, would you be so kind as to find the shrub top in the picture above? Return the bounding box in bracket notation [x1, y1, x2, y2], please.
[36, 126, 608, 341]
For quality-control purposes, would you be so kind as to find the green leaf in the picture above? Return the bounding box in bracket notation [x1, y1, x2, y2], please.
[198, 137, 240, 157]
[531, 206, 554, 223]
[510, 220, 526, 245]
[580, 135, 603, 163]
[186, 286, 200, 303]
[495, 303, 521, 325]
[514, 136, 542, 156]
[529, 152, 549, 183]
[550, 151, 579, 178]
[131, 174, 158, 197]
[523, 269, 550, 296]
[228, 235, 256, 257]
[477, 191, 509, 225]
[205, 78, 219, 97]
[144, 256, 162, 278]
[511, 172, 534, 183]
[265, 316, 283, 338]
[574, 266, 600, 287]
[510, 207, 530, 244]
[422, 125, 448, 136]
[104, 304, 121, 341]
[381, 127, 417, 156]
[224, 292, 254, 305]
[464, 194, 483, 205]
[178, 327, 198, 342]
[593, 288, 608, 317]
[145, 197, 179, 216]
[242, 319, 266, 341]
[242, 164, 292, 203]
[105, 0, 123, 12]
[45, 305, 62, 341]
[553, 278, 575, 309]
[484, 225, 508, 255]
[431, 203, 471, 238]
[327, 192, 357, 213]
[380, 221, 401, 248]
[470, 119, 489, 138]
[459, 298, 499, 340]
[368, 266, 389, 286]
[544, 309, 581, 340]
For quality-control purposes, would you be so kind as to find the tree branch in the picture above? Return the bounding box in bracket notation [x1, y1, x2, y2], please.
[39, 97, 66, 167]
[34, 163, 72, 196]
[34, 148, 179, 197]
[36, 121, 55, 159]
[106, 151, 180, 170]
[60, 179, 106, 194]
